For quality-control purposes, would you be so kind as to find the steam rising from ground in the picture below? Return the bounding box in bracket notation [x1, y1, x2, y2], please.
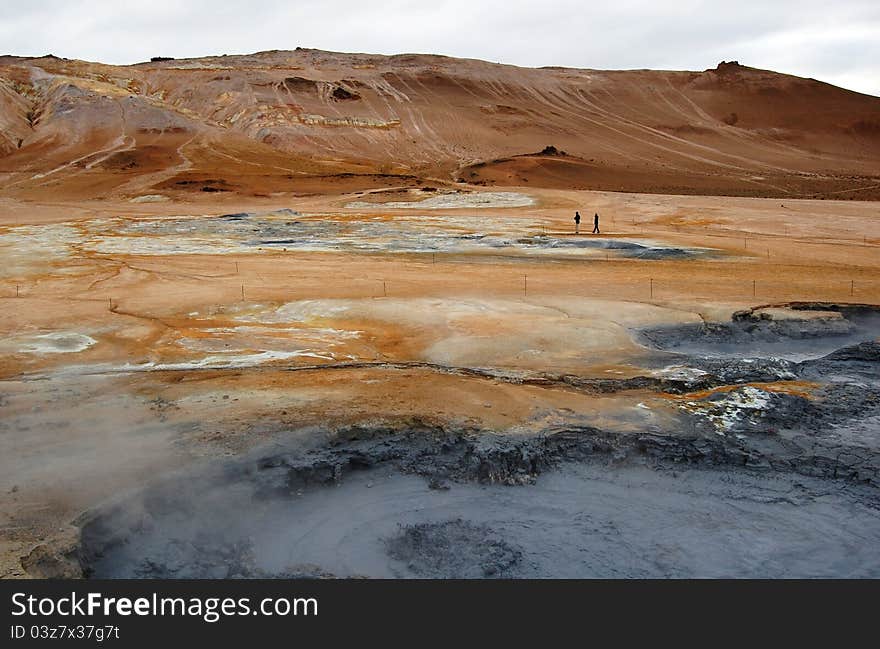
[80, 445, 880, 579]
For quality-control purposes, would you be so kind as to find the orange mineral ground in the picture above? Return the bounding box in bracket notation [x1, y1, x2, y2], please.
[1, 49, 879, 578]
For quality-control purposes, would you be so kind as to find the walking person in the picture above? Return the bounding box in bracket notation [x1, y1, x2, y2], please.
[574, 211, 581, 234]
[592, 212, 600, 234]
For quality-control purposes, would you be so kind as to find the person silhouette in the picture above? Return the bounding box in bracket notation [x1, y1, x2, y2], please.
[592, 212, 600, 234]
[574, 211, 581, 234]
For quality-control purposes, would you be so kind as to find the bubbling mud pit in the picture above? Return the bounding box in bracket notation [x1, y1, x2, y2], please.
[75, 426, 880, 579]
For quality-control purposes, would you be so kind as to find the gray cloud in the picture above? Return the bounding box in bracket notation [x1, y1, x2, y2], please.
[1, 0, 877, 96]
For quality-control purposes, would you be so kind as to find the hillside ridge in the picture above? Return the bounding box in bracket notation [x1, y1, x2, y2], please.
[1, 49, 878, 200]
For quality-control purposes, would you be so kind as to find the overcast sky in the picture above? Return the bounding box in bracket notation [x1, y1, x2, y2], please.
[2, 0, 878, 96]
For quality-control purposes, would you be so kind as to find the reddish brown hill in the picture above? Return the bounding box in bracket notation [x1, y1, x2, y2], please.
[1, 51, 878, 200]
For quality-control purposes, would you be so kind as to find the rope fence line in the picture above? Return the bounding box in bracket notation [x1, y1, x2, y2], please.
[534, 220, 878, 249]
[615, 225, 879, 248]
[5, 272, 880, 303]
[220, 275, 880, 304]
[688, 234, 877, 250]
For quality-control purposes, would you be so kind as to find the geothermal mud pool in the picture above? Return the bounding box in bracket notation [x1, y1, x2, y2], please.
[55, 304, 880, 579]
[77, 427, 880, 579]
[0, 208, 710, 269]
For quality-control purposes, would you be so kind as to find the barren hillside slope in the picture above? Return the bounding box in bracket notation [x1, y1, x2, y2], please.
[1, 50, 878, 199]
